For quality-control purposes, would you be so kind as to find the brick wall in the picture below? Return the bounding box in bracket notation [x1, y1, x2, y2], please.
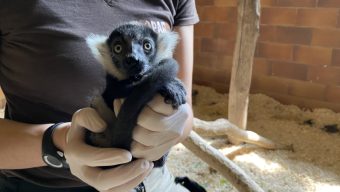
[194, 0, 340, 112]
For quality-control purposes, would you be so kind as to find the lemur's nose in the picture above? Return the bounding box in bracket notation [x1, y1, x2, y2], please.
[125, 55, 141, 66]
[124, 55, 144, 76]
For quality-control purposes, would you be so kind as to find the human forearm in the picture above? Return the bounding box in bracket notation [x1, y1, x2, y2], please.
[0, 118, 67, 169]
[174, 25, 194, 142]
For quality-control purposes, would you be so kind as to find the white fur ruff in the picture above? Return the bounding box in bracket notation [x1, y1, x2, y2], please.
[86, 34, 127, 80]
[155, 31, 179, 64]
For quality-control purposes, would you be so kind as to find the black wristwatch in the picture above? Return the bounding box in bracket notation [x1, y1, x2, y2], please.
[42, 123, 69, 169]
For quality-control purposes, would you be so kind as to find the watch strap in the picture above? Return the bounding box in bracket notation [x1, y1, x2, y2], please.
[42, 123, 69, 168]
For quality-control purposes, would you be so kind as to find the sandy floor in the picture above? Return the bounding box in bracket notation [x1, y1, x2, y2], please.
[167, 85, 340, 192]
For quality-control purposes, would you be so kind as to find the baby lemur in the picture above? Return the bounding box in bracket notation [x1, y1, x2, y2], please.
[86, 23, 186, 167]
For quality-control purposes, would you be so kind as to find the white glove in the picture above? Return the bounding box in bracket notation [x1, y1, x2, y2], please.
[64, 108, 154, 192]
[114, 94, 190, 161]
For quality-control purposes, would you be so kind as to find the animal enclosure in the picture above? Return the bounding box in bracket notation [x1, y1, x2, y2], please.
[194, 0, 340, 112]
[167, 0, 340, 191]
[0, 0, 340, 191]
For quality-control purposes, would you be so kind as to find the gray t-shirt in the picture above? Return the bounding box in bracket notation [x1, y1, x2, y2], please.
[0, 0, 199, 187]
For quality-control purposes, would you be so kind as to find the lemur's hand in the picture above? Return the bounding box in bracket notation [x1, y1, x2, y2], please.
[64, 108, 153, 192]
[114, 94, 190, 161]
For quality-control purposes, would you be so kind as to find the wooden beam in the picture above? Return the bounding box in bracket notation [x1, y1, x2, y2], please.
[193, 118, 291, 149]
[182, 131, 265, 192]
[228, 0, 260, 144]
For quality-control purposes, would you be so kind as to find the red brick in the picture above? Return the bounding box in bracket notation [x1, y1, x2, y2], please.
[193, 66, 229, 83]
[253, 58, 271, 75]
[195, 1, 340, 111]
[332, 49, 340, 66]
[194, 53, 218, 68]
[214, 67, 229, 80]
[214, 23, 237, 40]
[307, 66, 340, 84]
[256, 42, 293, 60]
[200, 7, 237, 22]
[325, 85, 340, 103]
[293, 46, 332, 66]
[297, 8, 339, 28]
[312, 28, 340, 48]
[195, 23, 215, 37]
[262, 92, 340, 112]
[201, 38, 235, 55]
[196, 7, 204, 17]
[251, 75, 289, 94]
[214, 0, 237, 7]
[318, 0, 340, 8]
[261, 8, 297, 26]
[194, 37, 201, 54]
[259, 25, 277, 42]
[196, 0, 214, 6]
[193, 67, 211, 82]
[276, 0, 317, 7]
[221, 56, 234, 71]
[271, 61, 308, 80]
[276, 26, 312, 45]
[194, 53, 232, 70]
[288, 80, 326, 100]
[261, 26, 313, 45]
[337, 10, 340, 28]
[261, 0, 276, 7]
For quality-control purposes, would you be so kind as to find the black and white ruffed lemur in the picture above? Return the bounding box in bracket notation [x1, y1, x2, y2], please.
[85, 23, 187, 168]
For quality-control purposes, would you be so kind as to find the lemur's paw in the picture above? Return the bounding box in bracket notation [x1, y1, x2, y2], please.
[159, 79, 187, 109]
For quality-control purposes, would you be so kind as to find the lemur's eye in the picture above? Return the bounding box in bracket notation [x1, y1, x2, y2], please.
[143, 41, 152, 51]
[113, 44, 122, 54]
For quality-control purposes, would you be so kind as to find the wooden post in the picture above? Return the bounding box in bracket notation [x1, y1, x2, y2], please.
[228, 0, 260, 144]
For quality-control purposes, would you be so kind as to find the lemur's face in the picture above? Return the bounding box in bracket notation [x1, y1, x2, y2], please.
[86, 23, 178, 81]
[107, 24, 158, 81]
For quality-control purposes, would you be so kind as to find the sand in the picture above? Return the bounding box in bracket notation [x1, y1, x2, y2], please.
[167, 84, 340, 192]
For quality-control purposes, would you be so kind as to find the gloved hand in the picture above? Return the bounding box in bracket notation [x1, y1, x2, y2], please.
[114, 94, 190, 161]
[64, 108, 154, 192]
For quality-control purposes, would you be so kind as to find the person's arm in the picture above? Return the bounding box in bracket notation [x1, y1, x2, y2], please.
[0, 110, 153, 191]
[174, 25, 194, 142]
[0, 118, 67, 169]
[174, 25, 194, 105]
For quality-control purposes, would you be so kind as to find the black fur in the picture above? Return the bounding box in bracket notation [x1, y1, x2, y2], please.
[87, 24, 186, 168]
[175, 177, 207, 192]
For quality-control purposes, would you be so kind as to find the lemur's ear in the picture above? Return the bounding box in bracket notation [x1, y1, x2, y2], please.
[155, 31, 179, 63]
[86, 34, 126, 80]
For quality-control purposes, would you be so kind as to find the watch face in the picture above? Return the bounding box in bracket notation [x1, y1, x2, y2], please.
[43, 155, 63, 168]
